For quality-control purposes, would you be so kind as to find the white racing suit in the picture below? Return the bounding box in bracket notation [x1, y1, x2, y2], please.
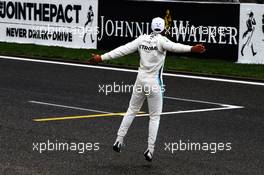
[101, 33, 192, 153]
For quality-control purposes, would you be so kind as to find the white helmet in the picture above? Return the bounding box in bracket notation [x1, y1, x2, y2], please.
[151, 17, 165, 33]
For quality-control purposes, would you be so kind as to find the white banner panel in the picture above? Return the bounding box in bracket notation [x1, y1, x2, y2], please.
[0, 0, 98, 49]
[238, 3, 264, 64]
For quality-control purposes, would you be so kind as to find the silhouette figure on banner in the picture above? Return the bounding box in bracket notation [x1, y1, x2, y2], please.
[262, 14, 264, 41]
[241, 11, 257, 56]
[164, 9, 172, 36]
[83, 5, 95, 43]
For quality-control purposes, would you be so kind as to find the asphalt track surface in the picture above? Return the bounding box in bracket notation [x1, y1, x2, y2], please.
[0, 56, 263, 175]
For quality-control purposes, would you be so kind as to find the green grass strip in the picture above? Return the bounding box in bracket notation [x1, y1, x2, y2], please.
[0, 42, 264, 80]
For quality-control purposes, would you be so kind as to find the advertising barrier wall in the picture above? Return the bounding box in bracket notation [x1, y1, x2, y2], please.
[98, 1, 240, 60]
[238, 3, 264, 64]
[0, 0, 98, 49]
[1, 0, 263, 64]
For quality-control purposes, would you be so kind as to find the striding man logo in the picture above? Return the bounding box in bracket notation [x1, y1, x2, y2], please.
[241, 11, 257, 56]
[262, 14, 264, 41]
[164, 9, 172, 36]
[83, 5, 95, 43]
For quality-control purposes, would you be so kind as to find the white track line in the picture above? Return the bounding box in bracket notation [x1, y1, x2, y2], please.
[1, 55, 264, 86]
[137, 97, 244, 117]
[29, 96, 244, 118]
[164, 96, 239, 107]
[29, 101, 110, 114]
[137, 106, 243, 117]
